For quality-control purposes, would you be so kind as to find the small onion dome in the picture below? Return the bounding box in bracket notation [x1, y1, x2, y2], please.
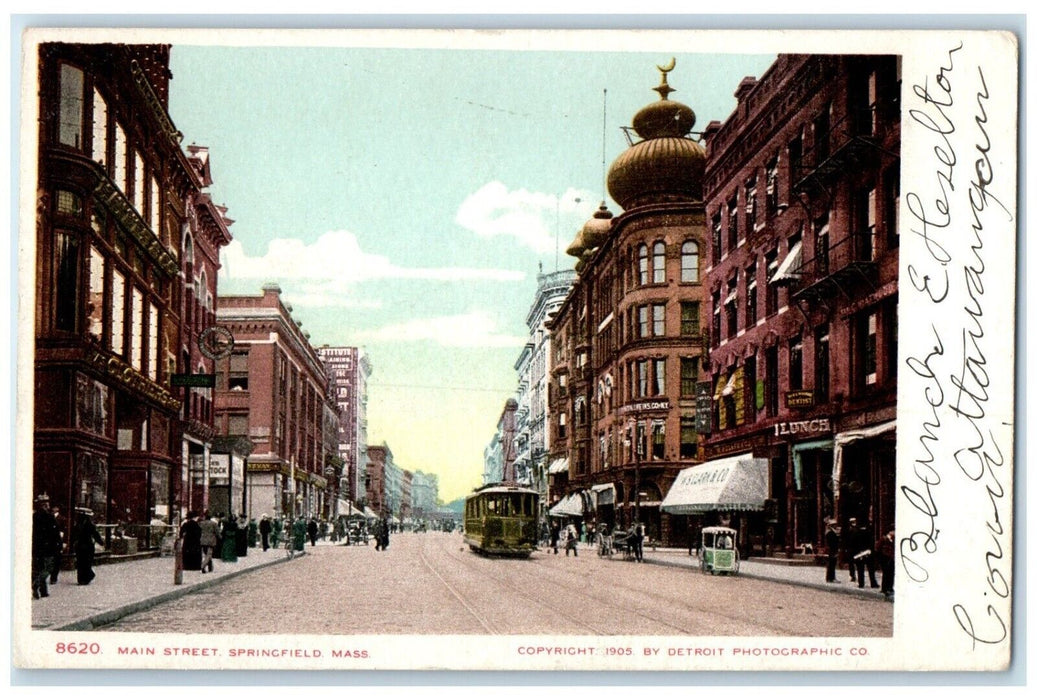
[566, 201, 615, 261]
[580, 202, 614, 250]
[607, 60, 705, 210]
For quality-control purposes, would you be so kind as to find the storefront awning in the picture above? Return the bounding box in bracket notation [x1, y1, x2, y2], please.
[591, 483, 615, 505]
[771, 239, 803, 285]
[661, 453, 770, 514]
[548, 458, 570, 474]
[548, 493, 584, 517]
[833, 420, 896, 495]
[363, 506, 378, 519]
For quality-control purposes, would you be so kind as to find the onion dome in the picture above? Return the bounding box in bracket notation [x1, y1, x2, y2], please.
[607, 59, 705, 210]
[565, 201, 615, 261]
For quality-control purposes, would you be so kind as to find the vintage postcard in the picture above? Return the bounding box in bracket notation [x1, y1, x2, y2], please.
[12, 25, 1018, 673]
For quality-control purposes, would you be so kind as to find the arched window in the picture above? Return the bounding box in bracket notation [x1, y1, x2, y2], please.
[652, 242, 666, 283]
[637, 244, 648, 286]
[681, 240, 700, 282]
[182, 229, 194, 266]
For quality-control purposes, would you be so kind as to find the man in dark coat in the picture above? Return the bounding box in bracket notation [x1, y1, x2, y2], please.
[32, 494, 61, 598]
[235, 514, 249, 557]
[848, 517, 879, 588]
[876, 528, 896, 599]
[71, 507, 104, 585]
[180, 511, 203, 571]
[259, 514, 272, 551]
[291, 517, 307, 552]
[221, 513, 239, 562]
[824, 519, 840, 583]
[307, 518, 319, 547]
[632, 521, 645, 562]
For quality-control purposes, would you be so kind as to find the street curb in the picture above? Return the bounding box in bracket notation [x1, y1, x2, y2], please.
[50, 551, 307, 632]
[642, 554, 890, 601]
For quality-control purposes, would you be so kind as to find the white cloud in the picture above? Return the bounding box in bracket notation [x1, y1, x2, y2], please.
[353, 311, 527, 348]
[455, 181, 598, 253]
[219, 230, 524, 307]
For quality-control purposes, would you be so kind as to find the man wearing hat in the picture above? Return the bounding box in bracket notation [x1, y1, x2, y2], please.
[824, 517, 841, 583]
[848, 517, 879, 589]
[32, 494, 61, 599]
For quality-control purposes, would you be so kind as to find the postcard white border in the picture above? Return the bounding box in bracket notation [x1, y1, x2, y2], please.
[11, 26, 1020, 673]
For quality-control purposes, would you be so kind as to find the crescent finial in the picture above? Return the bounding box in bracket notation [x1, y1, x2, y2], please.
[658, 57, 676, 73]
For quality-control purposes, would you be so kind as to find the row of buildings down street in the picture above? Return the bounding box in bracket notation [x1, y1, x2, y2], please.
[30, 43, 441, 557]
[486, 54, 900, 557]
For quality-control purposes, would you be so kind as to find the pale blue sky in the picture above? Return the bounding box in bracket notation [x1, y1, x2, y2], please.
[167, 42, 775, 501]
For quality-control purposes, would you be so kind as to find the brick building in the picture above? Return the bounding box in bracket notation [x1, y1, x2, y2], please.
[32, 43, 203, 532]
[546, 62, 708, 546]
[180, 145, 234, 517]
[316, 345, 372, 510]
[365, 443, 402, 518]
[214, 283, 330, 519]
[697, 54, 900, 554]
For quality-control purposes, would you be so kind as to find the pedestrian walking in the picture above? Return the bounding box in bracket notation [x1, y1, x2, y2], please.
[291, 517, 307, 553]
[824, 518, 840, 583]
[71, 507, 103, 586]
[235, 514, 249, 557]
[877, 528, 896, 599]
[199, 511, 220, 573]
[180, 511, 203, 572]
[49, 506, 65, 584]
[247, 517, 259, 548]
[848, 517, 879, 589]
[307, 518, 319, 547]
[259, 514, 272, 551]
[220, 513, 239, 563]
[271, 517, 283, 548]
[632, 521, 645, 562]
[564, 523, 578, 557]
[550, 521, 561, 555]
[32, 494, 61, 598]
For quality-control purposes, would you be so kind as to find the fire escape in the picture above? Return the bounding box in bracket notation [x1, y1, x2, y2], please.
[777, 94, 900, 317]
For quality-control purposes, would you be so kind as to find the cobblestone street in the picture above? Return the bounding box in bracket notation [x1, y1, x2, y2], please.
[102, 532, 892, 637]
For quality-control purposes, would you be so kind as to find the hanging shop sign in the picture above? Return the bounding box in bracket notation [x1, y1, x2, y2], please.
[695, 382, 712, 434]
[785, 390, 815, 408]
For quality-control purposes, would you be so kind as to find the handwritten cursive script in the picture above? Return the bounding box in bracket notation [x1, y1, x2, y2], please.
[904, 42, 1014, 653]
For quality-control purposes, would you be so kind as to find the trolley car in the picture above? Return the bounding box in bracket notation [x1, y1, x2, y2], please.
[463, 483, 539, 557]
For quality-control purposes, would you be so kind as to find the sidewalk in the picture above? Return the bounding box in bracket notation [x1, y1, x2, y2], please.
[637, 546, 890, 601]
[29, 543, 314, 631]
[29, 539, 887, 631]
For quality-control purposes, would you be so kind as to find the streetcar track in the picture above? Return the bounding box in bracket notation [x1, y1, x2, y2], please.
[428, 538, 608, 635]
[418, 545, 499, 634]
[528, 550, 805, 636]
[438, 537, 806, 637]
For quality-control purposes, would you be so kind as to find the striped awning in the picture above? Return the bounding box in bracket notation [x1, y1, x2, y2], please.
[771, 239, 803, 285]
[661, 453, 770, 514]
[548, 493, 584, 517]
[548, 457, 570, 474]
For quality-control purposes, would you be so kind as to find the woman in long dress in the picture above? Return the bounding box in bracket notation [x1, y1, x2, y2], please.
[180, 512, 202, 571]
[72, 508, 103, 585]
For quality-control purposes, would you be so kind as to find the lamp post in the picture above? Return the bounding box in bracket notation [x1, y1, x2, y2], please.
[634, 419, 642, 525]
[625, 413, 643, 527]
